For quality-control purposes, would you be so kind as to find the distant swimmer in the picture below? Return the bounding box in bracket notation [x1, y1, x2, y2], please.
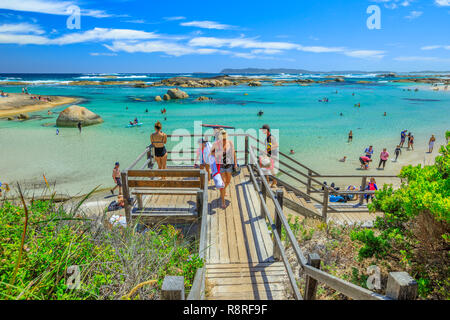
[290, 149, 295, 155]
[352, 92, 355, 96]
[164, 117, 167, 121]
[257, 110, 264, 117]
[383, 112, 387, 116]
[145, 109, 148, 113]
[340, 112, 343, 116]
[126, 106, 128, 110]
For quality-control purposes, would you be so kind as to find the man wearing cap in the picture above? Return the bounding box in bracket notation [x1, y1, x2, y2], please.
[111, 162, 122, 195]
[261, 124, 279, 188]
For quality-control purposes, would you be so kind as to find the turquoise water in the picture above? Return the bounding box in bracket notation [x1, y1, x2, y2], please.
[1, 74, 449, 195]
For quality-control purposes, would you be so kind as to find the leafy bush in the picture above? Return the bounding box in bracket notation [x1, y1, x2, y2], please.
[351, 133, 450, 299]
[0, 197, 203, 300]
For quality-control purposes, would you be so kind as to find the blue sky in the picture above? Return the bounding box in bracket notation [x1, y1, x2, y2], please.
[0, 0, 449, 73]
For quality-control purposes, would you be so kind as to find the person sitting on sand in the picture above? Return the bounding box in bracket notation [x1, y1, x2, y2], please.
[347, 185, 358, 201]
[339, 156, 347, 162]
[364, 178, 378, 203]
[359, 156, 372, 170]
[428, 134, 436, 153]
[378, 148, 389, 169]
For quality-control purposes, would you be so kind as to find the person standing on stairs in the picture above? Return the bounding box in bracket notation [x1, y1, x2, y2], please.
[261, 124, 278, 188]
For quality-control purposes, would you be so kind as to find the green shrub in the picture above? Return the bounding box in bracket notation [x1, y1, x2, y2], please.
[0, 198, 202, 300]
[351, 133, 450, 299]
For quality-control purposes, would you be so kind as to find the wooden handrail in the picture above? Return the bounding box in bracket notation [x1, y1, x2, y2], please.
[187, 170, 208, 300]
[248, 146, 391, 300]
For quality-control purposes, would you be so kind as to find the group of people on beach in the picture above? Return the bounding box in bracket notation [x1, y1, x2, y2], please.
[30, 95, 51, 102]
[350, 129, 437, 171]
[0, 90, 8, 97]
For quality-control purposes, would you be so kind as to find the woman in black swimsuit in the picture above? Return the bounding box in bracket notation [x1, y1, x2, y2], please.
[150, 121, 168, 170]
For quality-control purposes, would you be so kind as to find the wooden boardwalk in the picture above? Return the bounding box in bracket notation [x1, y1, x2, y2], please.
[204, 167, 290, 300]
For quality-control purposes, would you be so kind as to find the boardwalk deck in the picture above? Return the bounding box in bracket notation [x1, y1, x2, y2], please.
[204, 167, 291, 300]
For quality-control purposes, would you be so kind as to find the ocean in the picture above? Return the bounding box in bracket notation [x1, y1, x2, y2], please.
[1, 73, 449, 195]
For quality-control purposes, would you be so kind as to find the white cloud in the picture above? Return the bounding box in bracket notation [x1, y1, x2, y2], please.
[53, 28, 158, 45]
[164, 16, 186, 21]
[104, 41, 208, 56]
[180, 21, 234, 30]
[90, 52, 117, 56]
[405, 11, 423, 19]
[435, 0, 450, 6]
[0, 22, 44, 34]
[0, 0, 110, 18]
[297, 45, 344, 53]
[344, 50, 385, 59]
[188, 36, 299, 50]
[371, 0, 413, 9]
[421, 45, 450, 50]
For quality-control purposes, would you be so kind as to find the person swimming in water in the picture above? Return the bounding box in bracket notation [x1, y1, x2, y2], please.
[134, 117, 138, 124]
[290, 149, 295, 155]
[145, 109, 148, 113]
[257, 110, 264, 116]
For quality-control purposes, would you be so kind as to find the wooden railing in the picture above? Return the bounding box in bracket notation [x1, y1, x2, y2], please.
[247, 146, 417, 300]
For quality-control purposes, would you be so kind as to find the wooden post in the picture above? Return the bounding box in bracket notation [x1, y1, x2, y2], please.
[386, 272, 418, 300]
[259, 178, 267, 218]
[196, 190, 203, 215]
[161, 276, 185, 300]
[199, 169, 205, 190]
[322, 188, 329, 223]
[147, 146, 154, 169]
[121, 171, 132, 224]
[359, 176, 367, 205]
[245, 135, 249, 165]
[304, 253, 321, 300]
[307, 170, 312, 195]
[137, 195, 143, 210]
[273, 189, 283, 261]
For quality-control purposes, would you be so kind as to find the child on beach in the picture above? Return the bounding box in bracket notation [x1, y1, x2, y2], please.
[339, 156, 347, 162]
[394, 145, 402, 161]
[428, 135, 436, 153]
[364, 178, 378, 203]
[378, 148, 389, 169]
[409, 134, 415, 150]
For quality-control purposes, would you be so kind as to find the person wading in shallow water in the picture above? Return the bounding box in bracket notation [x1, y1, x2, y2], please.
[77, 121, 82, 133]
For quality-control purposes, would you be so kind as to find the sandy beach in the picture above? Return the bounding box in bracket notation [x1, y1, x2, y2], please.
[0, 92, 77, 117]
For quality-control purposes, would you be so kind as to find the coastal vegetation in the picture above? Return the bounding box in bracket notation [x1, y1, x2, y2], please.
[283, 134, 449, 299]
[0, 190, 203, 300]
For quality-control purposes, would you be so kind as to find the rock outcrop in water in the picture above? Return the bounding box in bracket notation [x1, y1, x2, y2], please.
[154, 95, 162, 102]
[195, 96, 212, 101]
[167, 88, 189, 99]
[56, 105, 103, 127]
